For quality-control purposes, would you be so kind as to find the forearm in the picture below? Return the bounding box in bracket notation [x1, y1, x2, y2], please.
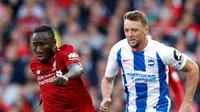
[178, 59, 199, 112]
[101, 77, 114, 99]
[179, 59, 199, 104]
[183, 68, 198, 103]
[64, 62, 84, 79]
[170, 80, 183, 111]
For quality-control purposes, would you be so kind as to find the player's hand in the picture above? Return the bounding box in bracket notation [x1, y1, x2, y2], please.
[179, 101, 192, 112]
[100, 98, 112, 112]
[54, 70, 69, 86]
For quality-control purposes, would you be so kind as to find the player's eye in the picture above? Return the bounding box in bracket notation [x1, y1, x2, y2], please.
[44, 44, 48, 48]
[124, 29, 128, 32]
[33, 43, 37, 47]
[131, 29, 138, 32]
[39, 43, 45, 46]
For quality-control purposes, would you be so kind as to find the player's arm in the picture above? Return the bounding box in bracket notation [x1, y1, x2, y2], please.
[100, 44, 119, 112]
[54, 62, 83, 86]
[179, 58, 199, 112]
[65, 62, 83, 79]
[100, 76, 115, 112]
[164, 47, 199, 112]
[54, 45, 83, 86]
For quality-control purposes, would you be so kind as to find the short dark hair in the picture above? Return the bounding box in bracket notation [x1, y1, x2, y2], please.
[123, 10, 148, 27]
[33, 25, 55, 39]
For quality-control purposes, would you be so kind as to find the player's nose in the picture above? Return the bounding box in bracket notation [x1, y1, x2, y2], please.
[127, 31, 134, 38]
[36, 46, 42, 53]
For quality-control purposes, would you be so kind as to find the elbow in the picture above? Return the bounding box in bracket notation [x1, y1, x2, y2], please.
[76, 66, 84, 76]
[75, 64, 84, 76]
[189, 62, 199, 79]
[79, 68, 84, 75]
[194, 63, 199, 77]
[192, 62, 199, 74]
[184, 59, 199, 76]
[69, 68, 83, 79]
[78, 63, 84, 75]
[103, 76, 115, 83]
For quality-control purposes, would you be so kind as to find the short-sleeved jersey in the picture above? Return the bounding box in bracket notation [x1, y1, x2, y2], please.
[30, 44, 95, 112]
[105, 38, 187, 112]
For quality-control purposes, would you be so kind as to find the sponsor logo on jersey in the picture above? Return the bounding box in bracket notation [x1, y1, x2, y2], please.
[68, 52, 79, 60]
[127, 72, 159, 82]
[123, 59, 130, 62]
[37, 70, 58, 85]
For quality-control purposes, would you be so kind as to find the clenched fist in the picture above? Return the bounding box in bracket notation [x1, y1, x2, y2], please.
[100, 98, 112, 112]
[53, 70, 69, 86]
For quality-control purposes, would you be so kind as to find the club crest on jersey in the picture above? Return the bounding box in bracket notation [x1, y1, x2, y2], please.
[68, 52, 78, 60]
[36, 70, 40, 74]
[145, 58, 157, 68]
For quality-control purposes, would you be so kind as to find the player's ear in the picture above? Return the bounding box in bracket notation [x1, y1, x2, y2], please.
[53, 39, 57, 49]
[53, 39, 56, 44]
[144, 26, 149, 35]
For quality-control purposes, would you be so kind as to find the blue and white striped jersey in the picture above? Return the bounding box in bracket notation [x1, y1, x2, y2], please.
[105, 38, 187, 112]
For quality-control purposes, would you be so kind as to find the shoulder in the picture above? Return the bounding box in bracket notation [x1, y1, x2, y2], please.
[146, 35, 166, 48]
[57, 44, 78, 56]
[148, 39, 177, 63]
[58, 44, 76, 51]
[149, 39, 166, 48]
[111, 39, 129, 53]
[57, 44, 79, 60]
[148, 39, 171, 53]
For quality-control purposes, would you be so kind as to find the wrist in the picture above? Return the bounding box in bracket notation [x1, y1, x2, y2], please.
[63, 75, 69, 81]
[182, 99, 193, 104]
[103, 97, 111, 100]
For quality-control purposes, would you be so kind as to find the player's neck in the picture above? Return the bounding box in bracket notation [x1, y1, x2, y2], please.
[132, 38, 148, 52]
[40, 51, 56, 64]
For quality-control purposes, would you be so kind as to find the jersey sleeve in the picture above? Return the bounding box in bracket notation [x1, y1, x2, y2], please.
[105, 45, 120, 78]
[61, 45, 80, 68]
[30, 58, 38, 77]
[158, 44, 187, 70]
[30, 61, 35, 76]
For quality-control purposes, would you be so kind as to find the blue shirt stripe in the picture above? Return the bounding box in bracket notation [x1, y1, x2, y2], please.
[117, 48, 130, 112]
[133, 51, 146, 71]
[132, 51, 147, 111]
[156, 52, 169, 112]
[135, 83, 148, 112]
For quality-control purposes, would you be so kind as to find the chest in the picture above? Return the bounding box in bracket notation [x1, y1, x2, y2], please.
[34, 58, 67, 77]
[118, 49, 165, 74]
[33, 58, 68, 86]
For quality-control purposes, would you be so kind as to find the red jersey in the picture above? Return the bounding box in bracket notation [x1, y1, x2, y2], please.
[168, 66, 184, 112]
[30, 44, 95, 112]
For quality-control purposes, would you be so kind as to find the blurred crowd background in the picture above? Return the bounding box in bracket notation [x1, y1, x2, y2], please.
[0, 0, 200, 112]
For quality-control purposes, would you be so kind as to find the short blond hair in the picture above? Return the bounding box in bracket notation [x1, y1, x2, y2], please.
[123, 10, 148, 27]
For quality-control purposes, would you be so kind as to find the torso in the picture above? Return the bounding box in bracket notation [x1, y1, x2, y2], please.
[30, 44, 95, 112]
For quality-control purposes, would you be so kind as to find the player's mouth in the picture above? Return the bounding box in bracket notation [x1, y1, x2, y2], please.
[129, 39, 136, 43]
[37, 55, 45, 60]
